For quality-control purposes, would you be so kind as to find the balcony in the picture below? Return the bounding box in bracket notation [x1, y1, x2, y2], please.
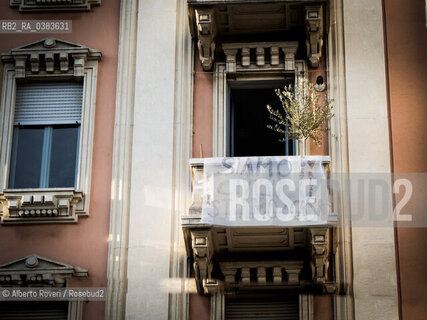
[182, 156, 336, 295]
[187, 0, 325, 70]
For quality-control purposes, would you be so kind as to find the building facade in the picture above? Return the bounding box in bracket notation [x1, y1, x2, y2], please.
[0, 0, 426, 320]
[0, 1, 120, 319]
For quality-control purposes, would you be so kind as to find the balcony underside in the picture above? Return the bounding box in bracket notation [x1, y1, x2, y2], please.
[182, 156, 336, 295]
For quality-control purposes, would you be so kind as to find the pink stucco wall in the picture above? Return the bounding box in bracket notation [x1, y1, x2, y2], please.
[383, 0, 427, 319]
[0, 1, 120, 319]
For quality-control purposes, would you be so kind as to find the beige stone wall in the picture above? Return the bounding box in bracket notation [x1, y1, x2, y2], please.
[342, 0, 399, 319]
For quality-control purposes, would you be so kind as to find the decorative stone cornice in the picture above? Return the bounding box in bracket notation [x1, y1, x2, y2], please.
[0, 254, 87, 287]
[10, 0, 100, 12]
[305, 5, 324, 68]
[222, 42, 299, 72]
[220, 261, 304, 289]
[0, 189, 85, 224]
[195, 7, 216, 71]
[1, 38, 102, 78]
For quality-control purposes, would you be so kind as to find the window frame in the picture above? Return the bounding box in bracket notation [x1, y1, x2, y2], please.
[9, 81, 83, 189]
[213, 60, 308, 158]
[0, 38, 100, 224]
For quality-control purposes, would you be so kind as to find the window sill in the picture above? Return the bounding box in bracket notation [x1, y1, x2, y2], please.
[10, 0, 100, 12]
[0, 188, 85, 224]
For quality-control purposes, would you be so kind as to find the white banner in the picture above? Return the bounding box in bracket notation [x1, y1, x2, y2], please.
[201, 156, 330, 226]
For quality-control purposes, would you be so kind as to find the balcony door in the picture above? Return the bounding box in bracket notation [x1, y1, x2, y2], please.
[227, 79, 295, 157]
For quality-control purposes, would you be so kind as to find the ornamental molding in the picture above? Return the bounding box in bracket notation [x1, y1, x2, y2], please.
[187, 226, 335, 294]
[10, 0, 100, 12]
[1, 38, 102, 78]
[195, 7, 216, 71]
[305, 5, 323, 68]
[0, 189, 85, 224]
[0, 254, 87, 287]
[220, 260, 304, 289]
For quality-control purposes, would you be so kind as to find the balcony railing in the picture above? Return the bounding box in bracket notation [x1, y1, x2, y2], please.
[182, 156, 336, 294]
[183, 156, 336, 227]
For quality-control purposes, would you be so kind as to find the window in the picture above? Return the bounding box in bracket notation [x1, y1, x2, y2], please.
[9, 82, 82, 189]
[0, 301, 69, 320]
[228, 79, 295, 157]
[212, 43, 306, 157]
[0, 38, 101, 224]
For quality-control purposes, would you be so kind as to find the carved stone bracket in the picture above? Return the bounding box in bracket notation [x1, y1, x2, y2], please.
[305, 5, 324, 68]
[0, 189, 85, 224]
[0, 254, 87, 287]
[195, 8, 216, 71]
[10, 0, 100, 12]
[309, 228, 329, 283]
[191, 229, 214, 293]
[188, 163, 204, 217]
[1, 37, 101, 78]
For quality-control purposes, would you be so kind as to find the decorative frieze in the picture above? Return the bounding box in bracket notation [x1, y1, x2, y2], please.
[0, 254, 87, 287]
[222, 42, 298, 72]
[220, 261, 304, 289]
[10, 0, 100, 12]
[305, 5, 324, 68]
[0, 189, 85, 224]
[1, 38, 101, 78]
[195, 8, 216, 71]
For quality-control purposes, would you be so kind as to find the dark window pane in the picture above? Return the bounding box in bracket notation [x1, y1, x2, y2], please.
[48, 126, 79, 188]
[0, 301, 68, 320]
[230, 82, 295, 157]
[9, 127, 44, 188]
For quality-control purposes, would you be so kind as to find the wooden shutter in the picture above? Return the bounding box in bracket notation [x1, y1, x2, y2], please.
[0, 301, 68, 320]
[14, 82, 83, 125]
[225, 296, 299, 320]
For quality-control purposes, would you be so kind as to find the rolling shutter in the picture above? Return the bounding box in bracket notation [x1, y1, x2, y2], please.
[0, 301, 68, 320]
[225, 296, 299, 320]
[14, 82, 83, 125]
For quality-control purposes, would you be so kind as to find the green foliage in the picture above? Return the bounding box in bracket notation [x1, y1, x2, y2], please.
[266, 79, 334, 145]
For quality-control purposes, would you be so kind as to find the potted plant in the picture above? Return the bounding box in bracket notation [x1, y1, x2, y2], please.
[266, 78, 334, 155]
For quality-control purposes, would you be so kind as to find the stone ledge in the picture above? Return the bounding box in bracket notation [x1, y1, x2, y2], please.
[10, 0, 100, 12]
[0, 188, 85, 224]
